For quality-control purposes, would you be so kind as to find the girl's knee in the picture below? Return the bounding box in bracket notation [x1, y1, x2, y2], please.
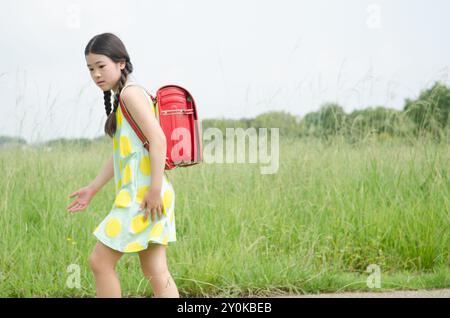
[89, 242, 122, 274]
[88, 251, 115, 274]
[88, 252, 101, 273]
[142, 266, 170, 281]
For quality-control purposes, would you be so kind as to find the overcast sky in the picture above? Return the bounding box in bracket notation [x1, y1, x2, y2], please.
[1, 0, 449, 143]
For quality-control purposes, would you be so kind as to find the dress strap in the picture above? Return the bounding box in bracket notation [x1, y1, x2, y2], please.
[121, 80, 138, 91]
[120, 82, 153, 103]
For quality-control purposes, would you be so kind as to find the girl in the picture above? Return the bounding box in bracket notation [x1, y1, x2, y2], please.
[66, 33, 179, 298]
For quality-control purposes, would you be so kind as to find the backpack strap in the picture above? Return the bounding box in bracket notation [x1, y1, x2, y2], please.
[118, 83, 170, 180]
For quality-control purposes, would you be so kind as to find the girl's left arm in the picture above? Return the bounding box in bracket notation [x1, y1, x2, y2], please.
[120, 87, 167, 191]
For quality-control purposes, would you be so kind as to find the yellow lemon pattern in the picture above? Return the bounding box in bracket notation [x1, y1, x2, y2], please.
[113, 134, 118, 151]
[122, 163, 132, 185]
[120, 135, 132, 157]
[136, 185, 149, 204]
[161, 235, 169, 246]
[140, 155, 151, 175]
[115, 189, 131, 208]
[117, 106, 122, 128]
[105, 218, 121, 238]
[124, 242, 145, 253]
[162, 188, 173, 214]
[94, 82, 176, 254]
[131, 215, 150, 234]
[149, 222, 164, 238]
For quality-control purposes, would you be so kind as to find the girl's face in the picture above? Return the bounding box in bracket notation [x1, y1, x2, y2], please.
[85, 53, 125, 92]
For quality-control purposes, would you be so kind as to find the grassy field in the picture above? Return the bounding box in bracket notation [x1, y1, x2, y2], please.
[0, 135, 448, 297]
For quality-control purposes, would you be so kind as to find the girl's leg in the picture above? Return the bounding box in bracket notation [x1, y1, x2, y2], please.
[88, 241, 124, 298]
[138, 243, 180, 298]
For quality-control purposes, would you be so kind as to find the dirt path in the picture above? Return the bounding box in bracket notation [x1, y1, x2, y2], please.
[272, 289, 450, 298]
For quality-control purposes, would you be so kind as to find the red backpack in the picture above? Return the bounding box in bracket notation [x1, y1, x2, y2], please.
[118, 83, 202, 170]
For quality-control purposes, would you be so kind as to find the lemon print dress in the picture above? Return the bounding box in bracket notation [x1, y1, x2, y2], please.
[93, 81, 176, 255]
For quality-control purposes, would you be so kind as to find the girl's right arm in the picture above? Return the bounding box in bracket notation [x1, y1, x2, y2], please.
[88, 154, 114, 194]
[67, 155, 114, 213]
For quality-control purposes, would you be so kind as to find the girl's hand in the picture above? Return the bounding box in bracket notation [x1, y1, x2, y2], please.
[66, 186, 97, 213]
[139, 187, 164, 222]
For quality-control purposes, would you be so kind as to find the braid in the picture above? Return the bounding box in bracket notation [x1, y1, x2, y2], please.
[104, 59, 134, 138]
[113, 72, 127, 113]
[113, 60, 134, 113]
[103, 90, 112, 116]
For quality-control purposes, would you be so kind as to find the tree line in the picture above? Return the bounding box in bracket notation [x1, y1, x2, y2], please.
[1, 81, 449, 148]
[201, 81, 450, 142]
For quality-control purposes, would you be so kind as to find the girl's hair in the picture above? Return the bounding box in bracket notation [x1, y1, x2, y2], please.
[84, 33, 133, 138]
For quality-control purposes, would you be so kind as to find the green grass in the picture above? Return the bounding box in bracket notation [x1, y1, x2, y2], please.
[0, 135, 448, 297]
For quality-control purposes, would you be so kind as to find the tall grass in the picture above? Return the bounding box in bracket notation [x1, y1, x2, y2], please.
[0, 135, 448, 297]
